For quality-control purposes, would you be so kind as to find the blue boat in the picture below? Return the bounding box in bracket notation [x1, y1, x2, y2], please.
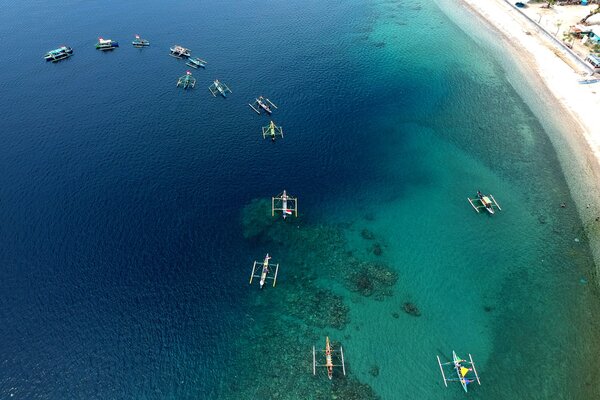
[579, 77, 600, 84]
[44, 46, 73, 62]
[186, 57, 207, 69]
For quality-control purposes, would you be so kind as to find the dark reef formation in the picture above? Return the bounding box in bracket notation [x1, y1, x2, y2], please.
[346, 262, 398, 299]
[403, 302, 421, 317]
[233, 198, 401, 399]
[284, 285, 350, 330]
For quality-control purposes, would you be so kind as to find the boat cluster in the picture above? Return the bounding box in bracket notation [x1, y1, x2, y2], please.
[168, 44, 285, 141]
[45, 36, 284, 141]
[44, 35, 148, 61]
[44, 33, 498, 391]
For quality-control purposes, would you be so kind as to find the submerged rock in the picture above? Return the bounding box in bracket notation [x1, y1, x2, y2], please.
[346, 262, 398, 298]
[369, 365, 380, 377]
[372, 243, 383, 256]
[403, 302, 421, 317]
[361, 228, 375, 240]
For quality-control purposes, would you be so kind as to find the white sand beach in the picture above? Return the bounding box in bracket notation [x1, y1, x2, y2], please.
[441, 0, 600, 270]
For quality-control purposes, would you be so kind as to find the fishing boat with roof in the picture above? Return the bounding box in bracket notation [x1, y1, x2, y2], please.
[131, 34, 149, 47]
[186, 57, 207, 69]
[468, 190, 501, 214]
[95, 38, 119, 51]
[437, 351, 481, 392]
[176, 71, 196, 89]
[170, 45, 191, 59]
[44, 46, 73, 62]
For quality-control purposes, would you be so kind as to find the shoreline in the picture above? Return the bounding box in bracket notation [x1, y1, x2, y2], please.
[437, 0, 600, 279]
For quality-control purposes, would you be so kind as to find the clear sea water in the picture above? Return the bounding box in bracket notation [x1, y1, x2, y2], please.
[1, 0, 599, 399]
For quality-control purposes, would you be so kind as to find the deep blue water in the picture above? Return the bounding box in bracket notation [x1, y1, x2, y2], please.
[1, 0, 600, 399]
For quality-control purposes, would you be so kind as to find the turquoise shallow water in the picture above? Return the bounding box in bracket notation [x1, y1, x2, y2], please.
[232, 1, 600, 399]
[0, 0, 599, 398]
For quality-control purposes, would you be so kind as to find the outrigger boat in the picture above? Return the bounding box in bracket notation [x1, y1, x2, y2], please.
[579, 75, 600, 85]
[468, 191, 501, 214]
[176, 71, 196, 89]
[262, 121, 283, 141]
[272, 190, 297, 219]
[313, 337, 346, 380]
[208, 79, 232, 97]
[170, 45, 191, 59]
[132, 34, 149, 47]
[44, 46, 73, 62]
[249, 96, 278, 115]
[186, 57, 207, 69]
[437, 351, 481, 393]
[249, 254, 279, 289]
[95, 38, 119, 51]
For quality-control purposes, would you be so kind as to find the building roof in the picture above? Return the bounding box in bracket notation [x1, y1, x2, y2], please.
[587, 53, 600, 64]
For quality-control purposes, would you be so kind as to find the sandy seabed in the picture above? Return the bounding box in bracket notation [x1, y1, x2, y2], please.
[438, 0, 600, 277]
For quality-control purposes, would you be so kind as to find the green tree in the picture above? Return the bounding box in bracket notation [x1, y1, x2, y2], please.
[581, 4, 600, 24]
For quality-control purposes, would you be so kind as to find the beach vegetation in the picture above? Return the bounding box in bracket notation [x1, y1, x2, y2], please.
[581, 4, 600, 24]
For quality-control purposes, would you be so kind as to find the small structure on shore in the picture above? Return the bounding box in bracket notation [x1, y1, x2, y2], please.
[468, 191, 501, 215]
[176, 71, 196, 89]
[95, 38, 119, 51]
[272, 190, 297, 219]
[44, 46, 73, 62]
[313, 337, 346, 380]
[437, 351, 481, 393]
[208, 79, 232, 97]
[186, 57, 207, 69]
[249, 254, 279, 289]
[132, 34, 149, 47]
[262, 121, 283, 141]
[249, 96, 278, 115]
[585, 54, 600, 71]
[170, 45, 191, 58]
